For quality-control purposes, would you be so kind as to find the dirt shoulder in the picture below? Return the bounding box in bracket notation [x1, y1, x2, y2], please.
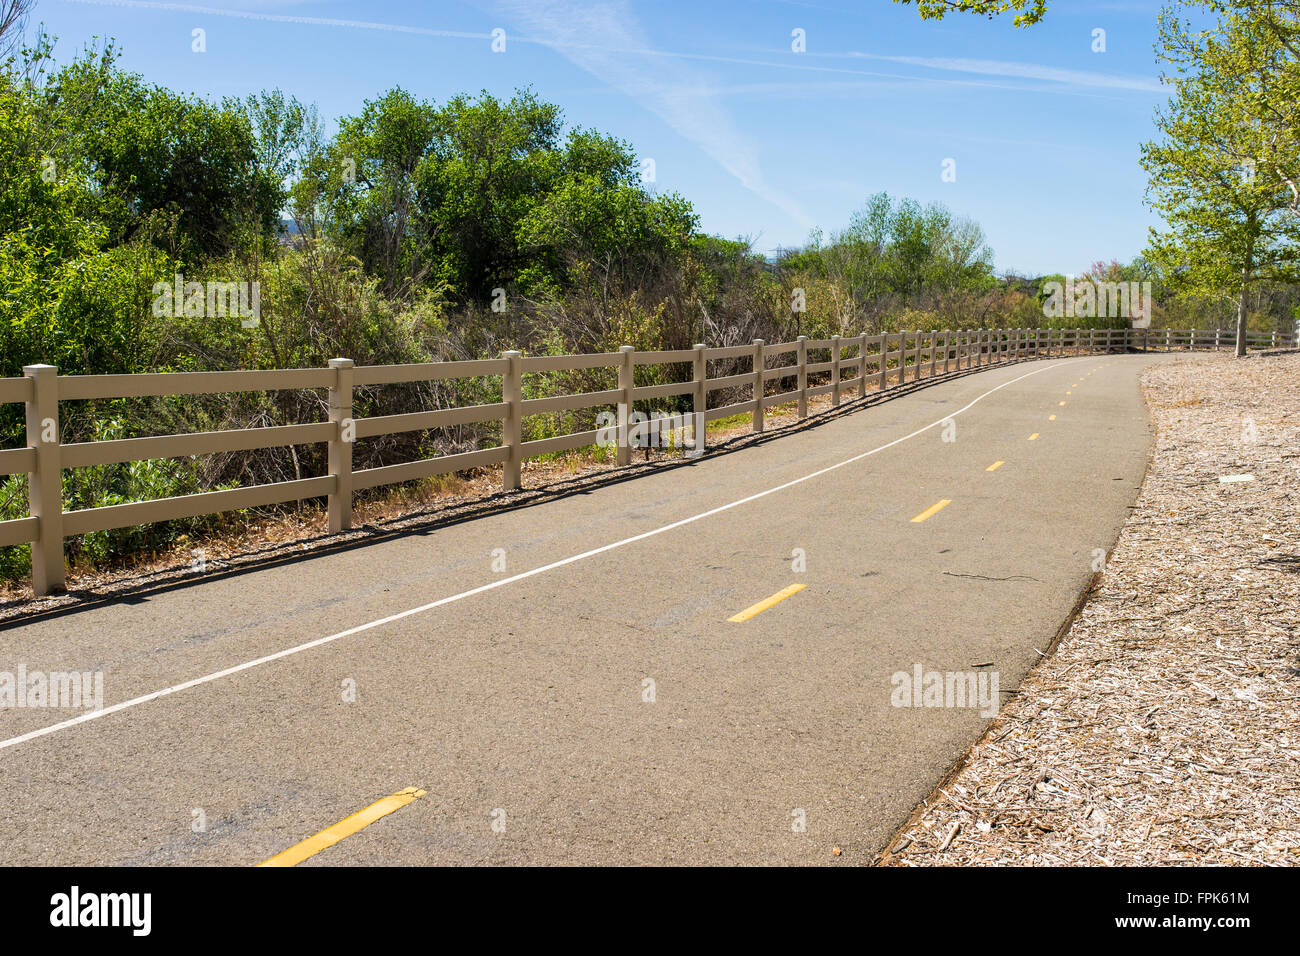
[880, 351, 1300, 866]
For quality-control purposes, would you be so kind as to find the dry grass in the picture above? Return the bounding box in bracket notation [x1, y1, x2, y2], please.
[880, 351, 1300, 866]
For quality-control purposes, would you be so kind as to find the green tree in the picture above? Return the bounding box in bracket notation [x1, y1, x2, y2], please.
[1141, 6, 1300, 355]
[895, 0, 1048, 26]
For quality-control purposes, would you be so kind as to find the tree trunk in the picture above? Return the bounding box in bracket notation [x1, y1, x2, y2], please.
[1235, 242, 1253, 357]
[1235, 282, 1248, 357]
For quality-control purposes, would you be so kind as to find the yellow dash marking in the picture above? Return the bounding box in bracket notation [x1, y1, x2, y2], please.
[910, 499, 952, 523]
[1066, 391, 1072, 395]
[986, 461, 1005, 472]
[1058, 401, 1066, 406]
[1028, 433, 1039, 441]
[1049, 414, 1057, 421]
[257, 787, 427, 867]
[728, 583, 806, 622]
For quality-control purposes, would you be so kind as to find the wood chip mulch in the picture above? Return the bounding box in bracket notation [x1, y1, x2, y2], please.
[879, 352, 1300, 866]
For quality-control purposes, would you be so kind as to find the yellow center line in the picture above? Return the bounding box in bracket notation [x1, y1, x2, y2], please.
[257, 787, 427, 867]
[986, 460, 1005, 472]
[1059, 401, 1067, 406]
[1049, 414, 1057, 421]
[1028, 433, 1039, 441]
[910, 498, 952, 523]
[728, 583, 806, 622]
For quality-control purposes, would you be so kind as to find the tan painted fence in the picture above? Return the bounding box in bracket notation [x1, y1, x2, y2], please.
[1, 325, 1295, 595]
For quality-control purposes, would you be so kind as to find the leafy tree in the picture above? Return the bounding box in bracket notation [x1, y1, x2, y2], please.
[302, 87, 692, 306]
[78, 77, 276, 259]
[895, 0, 1048, 26]
[1141, 6, 1300, 354]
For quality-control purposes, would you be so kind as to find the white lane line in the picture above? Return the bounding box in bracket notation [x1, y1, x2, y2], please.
[1, 359, 1087, 752]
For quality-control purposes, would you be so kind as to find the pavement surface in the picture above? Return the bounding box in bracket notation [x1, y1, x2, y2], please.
[0, 352, 1171, 865]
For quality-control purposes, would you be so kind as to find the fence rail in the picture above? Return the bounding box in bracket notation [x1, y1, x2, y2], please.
[1, 325, 1295, 595]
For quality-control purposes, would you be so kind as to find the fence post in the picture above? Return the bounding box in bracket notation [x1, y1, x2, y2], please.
[831, 334, 841, 406]
[693, 343, 708, 452]
[858, 332, 869, 396]
[796, 335, 809, 417]
[500, 350, 523, 489]
[880, 333, 890, 392]
[913, 332, 923, 379]
[617, 345, 634, 466]
[327, 358, 355, 531]
[751, 339, 765, 432]
[928, 331, 937, 378]
[1271, 330, 1278, 348]
[24, 364, 63, 596]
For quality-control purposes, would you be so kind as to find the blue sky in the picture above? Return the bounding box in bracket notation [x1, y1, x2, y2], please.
[36, 0, 1176, 275]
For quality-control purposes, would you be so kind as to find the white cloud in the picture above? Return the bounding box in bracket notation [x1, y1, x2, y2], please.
[830, 52, 1164, 94]
[486, 0, 815, 228]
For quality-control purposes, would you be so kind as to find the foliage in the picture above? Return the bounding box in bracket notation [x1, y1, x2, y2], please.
[1142, 5, 1300, 351]
[895, 0, 1048, 27]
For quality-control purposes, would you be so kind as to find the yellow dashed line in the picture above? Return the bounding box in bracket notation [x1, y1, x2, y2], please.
[1049, 414, 1057, 421]
[1028, 433, 1040, 441]
[910, 499, 952, 523]
[258, 787, 427, 867]
[1059, 401, 1067, 406]
[986, 461, 1005, 472]
[728, 583, 807, 622]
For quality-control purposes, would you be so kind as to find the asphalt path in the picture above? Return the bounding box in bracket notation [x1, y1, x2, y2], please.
[0, 352, 1171, 865]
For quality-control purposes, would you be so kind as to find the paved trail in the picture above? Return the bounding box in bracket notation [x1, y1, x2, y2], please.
[0, 353, 1170, 865]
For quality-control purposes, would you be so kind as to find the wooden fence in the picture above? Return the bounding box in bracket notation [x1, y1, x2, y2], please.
[1, 325, 1295, 595]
